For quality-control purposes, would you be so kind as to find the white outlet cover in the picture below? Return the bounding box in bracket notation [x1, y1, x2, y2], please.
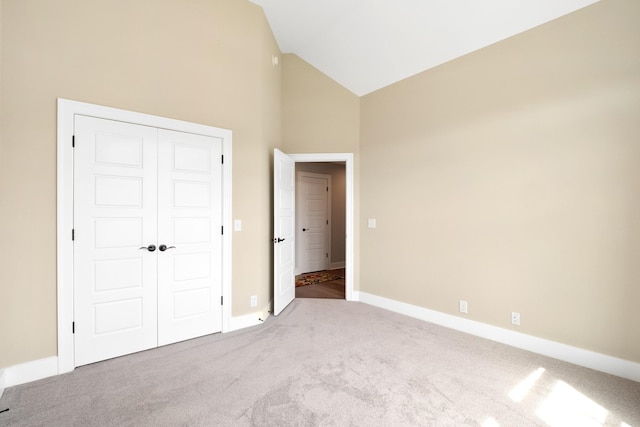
[511, 312, 521, 325]
[234, 219, 242, 231]
[459, 300, 468, 314]
[368, 218, 377, 228]
[250, 295, 258, 307]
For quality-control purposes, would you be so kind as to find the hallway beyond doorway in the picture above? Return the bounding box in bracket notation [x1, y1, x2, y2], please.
[295, 269, 345, 299]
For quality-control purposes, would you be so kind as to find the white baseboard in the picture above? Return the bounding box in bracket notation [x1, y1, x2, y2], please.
[5, 305, 275, 389]
[7, 295, 637, 390]
[0, 368, 5, 400]
[228, 309, 270, 332]
[357, 292, 640, 383]
[4, 310, 273, 390]
[349, 290, 360, 302]
[3, 356, 58, 388]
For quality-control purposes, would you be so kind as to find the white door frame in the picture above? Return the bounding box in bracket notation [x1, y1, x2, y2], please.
[56, 98, 233, 374]
[296, 171, 331, 275]
[289, 153, 354, 301]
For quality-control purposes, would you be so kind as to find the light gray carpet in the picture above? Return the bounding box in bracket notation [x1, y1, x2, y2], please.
[2, 299, 639, 426]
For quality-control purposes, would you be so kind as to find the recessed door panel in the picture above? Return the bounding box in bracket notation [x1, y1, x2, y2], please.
[94, 133, 143, 167]
[94, 258, 142, 292]
[174, 218, 210, 244]
[309, 199, 326, 212]
[279, 216, 294, 238]
[174, 143, 212, 173]
[94, 218, 142, 248]
[95, 176, 142, 207]
[174, 252, 211, 282]
[174, 181, 210, 208]
[94, 298, 143, 334]
[174, 288, 211, 319]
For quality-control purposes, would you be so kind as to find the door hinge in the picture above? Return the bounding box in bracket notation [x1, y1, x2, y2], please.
[72, 135, 75, 147]
[326, 220, 329, 225]
[326, 186, 328, 192]
[221, 155, 224, 164]
[221, 296, 223, 305]
[72, 322, 75, 334]
[326, 253, 329, 258]
[221, 226, 224, 235]
[72, 229, 75, 241]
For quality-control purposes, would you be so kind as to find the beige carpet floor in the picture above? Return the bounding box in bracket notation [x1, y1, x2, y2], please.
[2, 299, 639, 426]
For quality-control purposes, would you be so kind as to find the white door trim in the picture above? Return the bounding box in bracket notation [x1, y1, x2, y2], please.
[288, 153, 354, 301]
[296, 171, 332, 275]
[57, 98, 233, 374]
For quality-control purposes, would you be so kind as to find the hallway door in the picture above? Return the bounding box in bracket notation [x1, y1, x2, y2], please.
[297, 172, 330, 274]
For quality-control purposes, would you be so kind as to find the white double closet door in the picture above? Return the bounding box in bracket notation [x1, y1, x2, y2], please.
[73, 115, 222, 366]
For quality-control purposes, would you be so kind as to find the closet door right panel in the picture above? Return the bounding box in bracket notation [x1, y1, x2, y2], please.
[157, 130, 223, 346]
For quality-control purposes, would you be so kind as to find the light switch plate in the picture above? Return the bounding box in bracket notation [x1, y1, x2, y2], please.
[234, 220, 242, 231]
[368, 218, 377, 228]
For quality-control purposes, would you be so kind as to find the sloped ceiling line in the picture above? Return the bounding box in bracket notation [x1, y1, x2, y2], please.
[250, 0, 600, 96]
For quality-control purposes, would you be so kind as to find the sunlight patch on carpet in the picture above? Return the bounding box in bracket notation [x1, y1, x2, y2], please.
[536, 380, 608, 427]
[509, 367, 545, 403]
[481, 417, 500, 427]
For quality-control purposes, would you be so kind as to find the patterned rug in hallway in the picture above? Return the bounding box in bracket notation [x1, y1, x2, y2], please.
[295, 268, 345, 287]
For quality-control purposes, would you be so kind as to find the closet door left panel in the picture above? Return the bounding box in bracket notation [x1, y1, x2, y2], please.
[73, 115, 159, 367]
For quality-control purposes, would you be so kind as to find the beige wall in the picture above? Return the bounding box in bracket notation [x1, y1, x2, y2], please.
[0, 0, 281, 367]
[296, 162, 347, 265]
[281, 53, 361, 286]
[3, 0, 637, 372]
[281, 54, 360, 154]
[360, 0, 640, 362]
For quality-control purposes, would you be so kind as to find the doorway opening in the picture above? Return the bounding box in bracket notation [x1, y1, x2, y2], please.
[294, 162, 346, 300]
[287, 152, 354, 303]
[273, 151, 354, 315]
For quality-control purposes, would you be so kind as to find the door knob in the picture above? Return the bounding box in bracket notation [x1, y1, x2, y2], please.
[302, 228, 308, 232]
[273, 237, 286, 243]
[139, 244, 156, 252]
[159, 244, 176, 252]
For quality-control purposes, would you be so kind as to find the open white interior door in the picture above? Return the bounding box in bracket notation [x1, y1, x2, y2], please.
[273, 149, 296, 316]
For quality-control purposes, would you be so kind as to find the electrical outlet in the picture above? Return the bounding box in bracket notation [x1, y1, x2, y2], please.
[459, 300, 468, 314]
[511, 312, 520, 326]
[250, 295, 258, 308]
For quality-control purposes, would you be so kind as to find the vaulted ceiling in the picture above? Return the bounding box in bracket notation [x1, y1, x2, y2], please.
[250, 0, 600, 96]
